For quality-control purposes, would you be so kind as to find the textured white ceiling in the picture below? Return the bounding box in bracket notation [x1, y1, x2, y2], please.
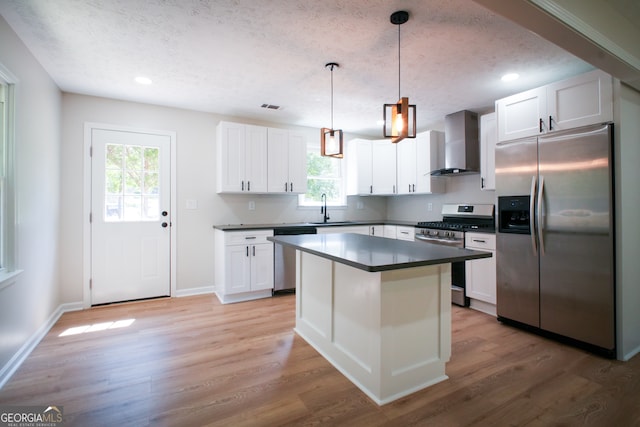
[0, 0, 593, 136]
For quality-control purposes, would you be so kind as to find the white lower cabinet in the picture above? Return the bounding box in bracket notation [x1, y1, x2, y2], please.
[214, 229, 274, 304]
[465, 232, 496, 314]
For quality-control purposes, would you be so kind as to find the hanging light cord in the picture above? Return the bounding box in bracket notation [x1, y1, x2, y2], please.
[397, 22, 401, 100]
[330, 64, 334, 129]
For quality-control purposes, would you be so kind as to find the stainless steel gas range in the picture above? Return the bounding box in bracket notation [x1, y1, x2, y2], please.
[415, 203, 495, 306]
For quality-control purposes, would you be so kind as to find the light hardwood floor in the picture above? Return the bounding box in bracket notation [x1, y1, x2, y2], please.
[1, 294, 638, 426]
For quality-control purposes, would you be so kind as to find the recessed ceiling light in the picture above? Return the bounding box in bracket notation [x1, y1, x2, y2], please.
[135, 76, 152, 85]
[501, 73, 520, 82]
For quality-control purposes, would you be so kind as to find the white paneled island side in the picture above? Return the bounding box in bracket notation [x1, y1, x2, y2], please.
[267, 233, 491, 405]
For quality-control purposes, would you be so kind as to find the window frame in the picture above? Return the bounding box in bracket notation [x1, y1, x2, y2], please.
[0, 63, 22, 289]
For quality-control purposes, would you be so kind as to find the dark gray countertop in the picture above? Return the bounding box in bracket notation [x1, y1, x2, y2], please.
[267, 233, 492, 272]
[213, 220, 418, 231]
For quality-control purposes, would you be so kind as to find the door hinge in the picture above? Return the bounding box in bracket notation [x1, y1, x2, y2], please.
[89, 145, 93, 157]
[89, 278, 93, 289]
[89, 212, 92, 223]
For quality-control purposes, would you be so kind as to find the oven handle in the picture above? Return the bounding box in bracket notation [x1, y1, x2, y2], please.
[414, 234, 464, 247]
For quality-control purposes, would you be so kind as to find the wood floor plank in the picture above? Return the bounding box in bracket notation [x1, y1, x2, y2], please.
[1, 294, 638, 427]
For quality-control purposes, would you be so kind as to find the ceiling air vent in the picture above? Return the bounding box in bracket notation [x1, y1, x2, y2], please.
[261, 103, 282, 110]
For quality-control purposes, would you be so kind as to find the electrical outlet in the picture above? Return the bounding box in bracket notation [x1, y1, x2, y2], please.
[248, 201, 255, 211]
[428, 202, 433, 211]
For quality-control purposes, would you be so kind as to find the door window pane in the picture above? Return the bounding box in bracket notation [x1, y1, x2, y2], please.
[104, 143, 160, 222]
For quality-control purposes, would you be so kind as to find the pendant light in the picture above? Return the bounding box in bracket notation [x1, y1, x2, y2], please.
[383, 10, 416, 143]
[321, 62, 344, 158]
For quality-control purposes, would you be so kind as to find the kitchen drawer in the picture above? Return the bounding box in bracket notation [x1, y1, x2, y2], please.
[226, 229, 274, 245]
[396, 226, 415, 241]
[465, 233, 495, 250]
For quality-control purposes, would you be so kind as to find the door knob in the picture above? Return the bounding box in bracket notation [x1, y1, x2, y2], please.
[161, 222, 168, 228]
[162, 211, 168, 216]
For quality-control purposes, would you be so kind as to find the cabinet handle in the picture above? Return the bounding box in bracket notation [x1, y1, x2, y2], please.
[245, 236, 256, 240]
[247, 181, 251, 191]
[246, 246, 249, 257]
[549, 115, 553, 130]
[481, 177, 485, 188]
[371, 227, 375, 235]
[242, 180, 245, 191]
[400, 231, 409, 235]
[252, 246, 256, 256]
[284, 182, 288, 192]
[290, 182, 293, 192]
[472, 239, 486, 243]
[393, 185, 396, 194]
[539, 118, 543, 133]
[412, 184, 415, 192]
[409, 184, 411, 192]
[370, 185, 373, 194]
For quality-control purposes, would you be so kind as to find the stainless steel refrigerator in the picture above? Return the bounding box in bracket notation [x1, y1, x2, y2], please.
[495, 123, 615, 356]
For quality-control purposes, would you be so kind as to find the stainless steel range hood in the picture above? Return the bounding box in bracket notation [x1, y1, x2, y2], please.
[431, 110, 479, 176]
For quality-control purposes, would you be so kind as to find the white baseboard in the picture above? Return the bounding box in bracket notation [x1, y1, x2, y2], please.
[620, 343, 640, 361]
[175, 286, 215, 297]
[0, 301, 83, 389]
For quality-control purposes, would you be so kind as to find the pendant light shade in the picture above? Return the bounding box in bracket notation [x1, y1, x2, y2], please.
[383, 11, 416, 144]
[321, 62, 343, 158]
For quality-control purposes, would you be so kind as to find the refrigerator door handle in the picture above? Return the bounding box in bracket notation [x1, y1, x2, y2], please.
[530, 175, 538, 255]
[537, 175, 545, 256]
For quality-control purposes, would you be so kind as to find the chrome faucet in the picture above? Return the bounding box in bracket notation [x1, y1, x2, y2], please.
[320, 193, 330, 223]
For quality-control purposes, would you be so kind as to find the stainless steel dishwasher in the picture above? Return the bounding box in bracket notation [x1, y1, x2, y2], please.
[273, 226, 317, 293]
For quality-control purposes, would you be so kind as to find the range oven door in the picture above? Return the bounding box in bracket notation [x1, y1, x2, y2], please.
[414, 232, 468, 307]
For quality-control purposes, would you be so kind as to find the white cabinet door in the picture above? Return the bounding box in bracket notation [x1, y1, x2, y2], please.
[547, 69, 613, 132]
[397, 131, 445, 195]
[245, 125, 268, 193]
[287, 131, 308, 194]
[250, 243, 274, 291]
[267, 128, 308, 194]
[347, 139, 373, 195]
[415, 131, 446, 194]
[225, 244, 252, 294]
[480, 112, 497, 191]
[383, 225, 397, 239]
[396, 139, 416, 195]
[217, 121, 246, 193]
[496, 87, 546, 142]
[465, 233, 496, 304]
[267, 128, 290, 193]
[371, 140, 397, 195]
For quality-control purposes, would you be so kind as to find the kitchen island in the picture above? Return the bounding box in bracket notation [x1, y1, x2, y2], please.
[267, 233, 491, 405]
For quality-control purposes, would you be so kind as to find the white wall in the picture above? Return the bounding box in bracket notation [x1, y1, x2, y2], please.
[0, 17, 62, 381]
[616, 83, 640, 360]
[60, 94, 387, 302]
[386, 174, 496, 222]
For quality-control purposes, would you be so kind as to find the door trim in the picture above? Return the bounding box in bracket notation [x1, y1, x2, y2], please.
[83, 122, 177, 308]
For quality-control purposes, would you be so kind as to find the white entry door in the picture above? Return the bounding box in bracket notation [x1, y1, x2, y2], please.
[91, 128, 171, 305]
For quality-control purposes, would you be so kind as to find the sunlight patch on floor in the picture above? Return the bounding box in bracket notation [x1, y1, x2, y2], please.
[59, 319, 136, 337]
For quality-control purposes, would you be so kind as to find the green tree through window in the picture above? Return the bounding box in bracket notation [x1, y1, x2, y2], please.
[299, 144, 346, 206]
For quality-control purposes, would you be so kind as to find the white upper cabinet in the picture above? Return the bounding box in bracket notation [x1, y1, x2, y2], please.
[347, 139, 396, 195]
[217, 121, 307, 194]
[347, 139, 374, 195]
[397, 130, 446, 195]
[496, 69, 613, 142]
[479, 113, 496, 191]
[267, 128, 307, 194]
[546, 69, 613, 132]
[371, 140, 397, 195]
[217, 121, 268, 193]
